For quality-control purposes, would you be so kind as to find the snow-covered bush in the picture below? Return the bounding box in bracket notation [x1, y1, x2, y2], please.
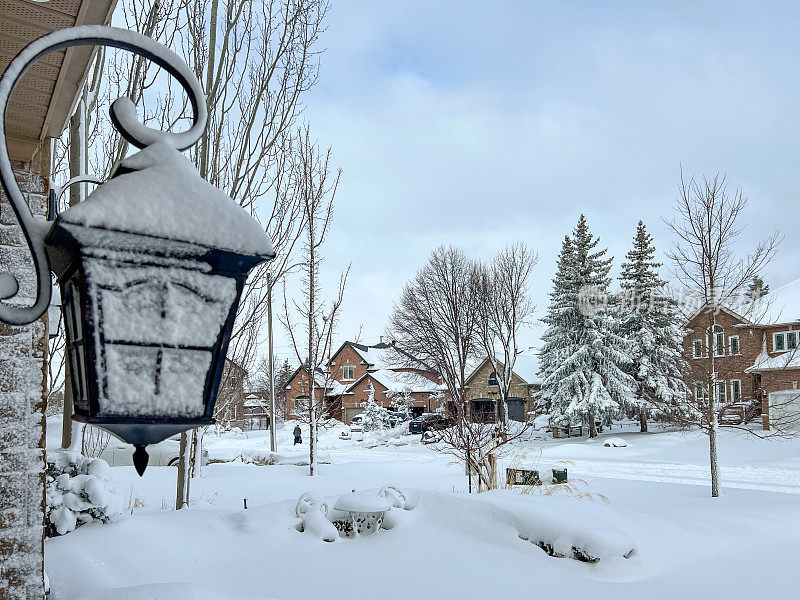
[45, 451, 124, 537]
[361, 394, 391, 431]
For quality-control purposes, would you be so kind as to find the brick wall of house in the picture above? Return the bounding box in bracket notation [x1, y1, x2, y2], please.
[682, 309, 761, 402]
[0, 159, 49, 600]
[214, 360, 247, 429]
[683, 307, 800, 430]
[285, 368, 327, 419]
[328, 344, 369, 383]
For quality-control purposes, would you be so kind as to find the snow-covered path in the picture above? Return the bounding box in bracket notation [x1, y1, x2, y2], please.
[559, 458, 800, 494]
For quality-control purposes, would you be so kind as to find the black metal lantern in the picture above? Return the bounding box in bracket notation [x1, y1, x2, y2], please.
[0, 27, 274, 474]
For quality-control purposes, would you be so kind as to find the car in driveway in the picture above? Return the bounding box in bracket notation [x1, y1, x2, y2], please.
[99, 434, 209, 467]
[388, 412, 411, 428]
[408, 413, 452, 434]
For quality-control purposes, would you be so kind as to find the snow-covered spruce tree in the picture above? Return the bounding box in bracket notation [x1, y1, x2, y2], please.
[537, 215, 634, 437]
[618, 221, 690, 432]
[361, 390, 391, 432]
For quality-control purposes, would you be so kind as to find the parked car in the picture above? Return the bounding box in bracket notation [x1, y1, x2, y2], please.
[99, 434, 209, 467]
[388, 412, 411, 428]
[349, 415, 364, 426]
[409, 413, 452, 434]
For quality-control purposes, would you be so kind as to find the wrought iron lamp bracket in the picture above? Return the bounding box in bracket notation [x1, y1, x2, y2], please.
[0, 25, 208, 325]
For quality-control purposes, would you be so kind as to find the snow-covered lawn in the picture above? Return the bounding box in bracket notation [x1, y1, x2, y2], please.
[45, 423, 800, 599]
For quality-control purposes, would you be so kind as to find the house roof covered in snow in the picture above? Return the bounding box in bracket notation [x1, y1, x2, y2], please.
[746, 347, 800, 372]
[465, 357, 532, 387]
[285, 365, 346, 396]
[329, 340, 435, 373]
[344, 369, 444, 395]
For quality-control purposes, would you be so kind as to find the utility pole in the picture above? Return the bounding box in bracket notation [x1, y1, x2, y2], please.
[268, 271, 276, 452]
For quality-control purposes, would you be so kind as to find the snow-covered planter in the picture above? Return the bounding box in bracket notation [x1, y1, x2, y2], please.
[45, 451, 124, 537]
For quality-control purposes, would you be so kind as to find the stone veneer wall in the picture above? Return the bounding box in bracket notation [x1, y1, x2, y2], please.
[0, 159, 49, 600]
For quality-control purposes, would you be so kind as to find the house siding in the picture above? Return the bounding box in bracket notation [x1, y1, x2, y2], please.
[465, 359, 537, 421]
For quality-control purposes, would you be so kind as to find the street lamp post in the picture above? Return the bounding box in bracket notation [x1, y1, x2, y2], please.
[0, 26, 275, 475]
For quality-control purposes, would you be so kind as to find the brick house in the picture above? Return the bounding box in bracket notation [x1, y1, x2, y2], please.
[682, 281, 800, 429]
[285, 340, 443, 423]
[213, 358, 248, 429]
[464, 357, 539, 423]
[242, 391, 270, 430]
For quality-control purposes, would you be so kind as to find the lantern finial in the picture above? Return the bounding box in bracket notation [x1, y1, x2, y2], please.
[132, 445, 150, 477]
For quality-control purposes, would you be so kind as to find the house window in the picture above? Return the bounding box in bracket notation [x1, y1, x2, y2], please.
[715, 381, 727, 404]
[342, 365, 355, 380]
[788, 331, 798, 350]
[730, 380, 741, 403]
[774, 332, 786, 352]
[366, 381, 374, 392]
[488, 372, 498, 386]
[714, 330, 725, 356]
[693, 340, 703, 358]
[729, 335, 740, 355]
[694, 383, 706, 403]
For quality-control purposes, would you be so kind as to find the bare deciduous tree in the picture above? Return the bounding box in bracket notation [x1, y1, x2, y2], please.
[280, 128, 346, 476]
[476, 243, 538, 428]
[664, 172, 780, 497]
[388, 246, 523, 491]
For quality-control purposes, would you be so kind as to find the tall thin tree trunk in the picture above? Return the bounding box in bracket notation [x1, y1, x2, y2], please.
[640, 407, 648, 433]
[268, 272, 276, 452]
[308, 236, 316, 476]
[708, 310, 720, 497]
[588, 409, 597, 438]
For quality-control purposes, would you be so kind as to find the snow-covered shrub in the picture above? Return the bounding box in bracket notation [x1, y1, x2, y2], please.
[361, 395, 391, 431]
[45, 451, 124, 537]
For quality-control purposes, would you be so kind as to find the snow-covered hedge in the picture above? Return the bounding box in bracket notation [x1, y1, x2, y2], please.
[45, 451, 124, 537]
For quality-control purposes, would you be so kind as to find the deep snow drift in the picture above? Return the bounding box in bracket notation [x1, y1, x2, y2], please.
[44, 422, 800, 600]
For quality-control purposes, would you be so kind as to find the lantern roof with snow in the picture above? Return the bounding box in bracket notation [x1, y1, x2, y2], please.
[59, 141, 273, 258]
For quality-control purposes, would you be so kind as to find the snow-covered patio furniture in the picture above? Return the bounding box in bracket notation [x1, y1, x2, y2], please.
[552, 468, 568, 484]
[295, 492, 337, 542]
[506, 468, 541, 486]
[333, 491, 393, 536]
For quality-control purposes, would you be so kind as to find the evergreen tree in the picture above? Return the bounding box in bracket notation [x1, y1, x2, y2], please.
[361, 388, 391, 431]
[618, 221, 690, 432]
[745, 275, 770, 308]
[275, 359, 294, 419]
[537, 215, 633, 437]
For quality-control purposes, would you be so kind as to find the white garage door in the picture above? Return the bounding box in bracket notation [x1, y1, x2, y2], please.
[768, 390, 800, 431]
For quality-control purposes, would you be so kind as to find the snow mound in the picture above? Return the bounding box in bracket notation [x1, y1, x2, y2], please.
[603, 437, 628, 448]
[446, 491, 638, 563]
[75, 581, 273, 600]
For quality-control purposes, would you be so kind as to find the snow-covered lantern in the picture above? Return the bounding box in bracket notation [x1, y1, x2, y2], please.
[0, 27, 274, 474]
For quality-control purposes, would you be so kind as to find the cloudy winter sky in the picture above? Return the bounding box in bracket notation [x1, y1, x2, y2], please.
[272, 0, 800, 378]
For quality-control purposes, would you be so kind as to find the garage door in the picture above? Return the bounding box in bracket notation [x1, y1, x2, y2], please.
[506, 398, 526, 422]
[344, 407, 364, 424]
[768, 390, 800, 431]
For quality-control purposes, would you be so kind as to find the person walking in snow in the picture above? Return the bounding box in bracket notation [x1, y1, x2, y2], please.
[293, 425, 302, 445]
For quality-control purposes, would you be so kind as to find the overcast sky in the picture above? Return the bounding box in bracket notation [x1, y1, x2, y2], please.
[272, 0, 800, 379]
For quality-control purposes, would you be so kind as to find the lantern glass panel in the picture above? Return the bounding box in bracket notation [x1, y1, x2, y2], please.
[63, 276, 91, 414]
[82, 253, 236, 419]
